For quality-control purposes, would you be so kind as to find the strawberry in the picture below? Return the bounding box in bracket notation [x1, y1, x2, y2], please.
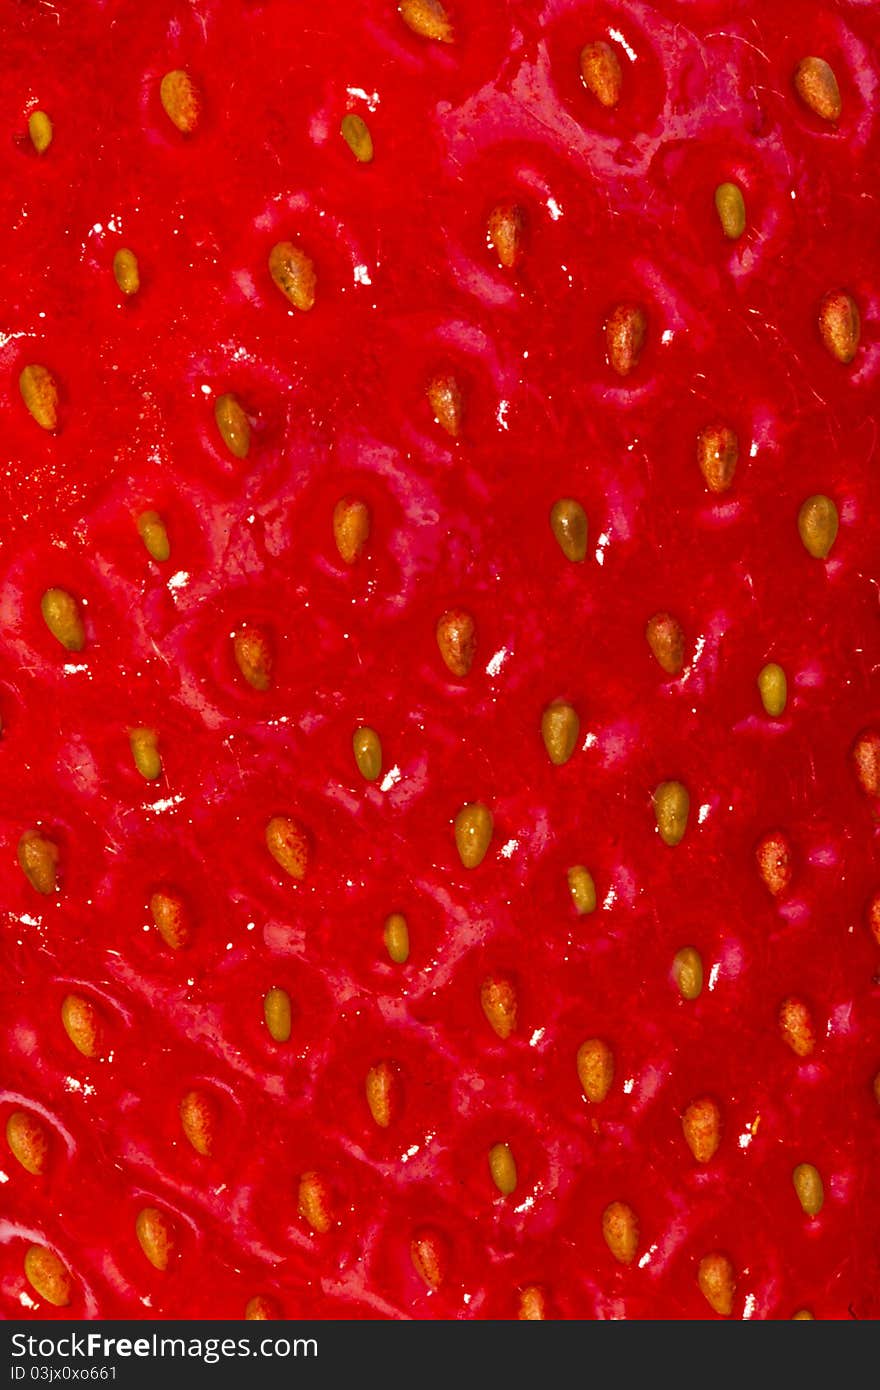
[2, 0, 878, 1329]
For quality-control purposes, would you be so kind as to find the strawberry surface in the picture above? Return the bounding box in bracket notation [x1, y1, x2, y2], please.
[1, 0, 879, 1320]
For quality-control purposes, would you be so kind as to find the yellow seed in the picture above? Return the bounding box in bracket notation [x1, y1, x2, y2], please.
[794, 56, 841, 122]
[645, 611, 685, 676]
[793, 1163, 824, 1216]
[454, 802, 493, 868]
[180, 1089, 217, 1157]
[653, 780, 689, 846]
[567, 865, 596, 915]
[518, 1285, 547, 1320]
[602, 1201, 639, 1265]
[549, 498, 587, 562]
[268, 241, 316, 311]
[19, 364, 58, 430]
[160, 69, 200, 134]
[41, 588, 85, 651]
[798, 495, 838, 559]
[436, 609, 476, 676]
[577, 1038, 614, 1102]
[113, 247, 140, 295]
[298, 1171, 332, 1233]
[682, 1096, 722, 1163]
[606, 303, 646, 377]
[130, 727, 162, 781]
[698, 1252, 736, 1316]
[399, 0, 453, 43]
[61, 994, 101, 1058]
[818, 290, 860, 364]
[28, 110, 53, 154]
[426, 373, 463, 437]
[580, 40, 623, 108]
[778, 996, 816, 1057]
[150, 888, 191, 950]
[488, 1142, 517, 1196]
[365, 1060, 398, 1128]
[480, 975, 517, 1039]
[233, 626, 274, 692]
[265, 815, 309, 879]
[246, 1295, 281, 1320]
[411, 1229, 446, 1288]
[541, 700, 580, 766]
[136, 510, 170, 561]
[674, 946, 703, 1000]
[352, 726, 382, 781]
[135, 1207, 176, 1270]
[755, 829, 793, 897]
[383, 912, 410, 964]
[792, 1309, 815, 1320]
[341, 113, 373, 162]
[714, 182, 745, 239]
[6, 1111, 50, 1175]
[215, 393, 251, 459]
[487, 203, 526, 269]
[264, 986, 292, 1042]
[758, 663, 787, 717]
[696, 423, 738, 493]
[333, 497, 371, 564]
[24, 1246, 71, 1307]
[17, 829, 59, 894]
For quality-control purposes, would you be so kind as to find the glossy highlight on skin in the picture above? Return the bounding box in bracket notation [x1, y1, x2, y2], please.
[0, 0, 879, 1324]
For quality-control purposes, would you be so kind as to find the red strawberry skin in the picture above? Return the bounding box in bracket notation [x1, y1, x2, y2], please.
[1, 0, 879, 1320]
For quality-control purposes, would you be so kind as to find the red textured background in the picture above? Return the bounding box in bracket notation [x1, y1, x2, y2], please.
[1, 0, 878, 1319]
